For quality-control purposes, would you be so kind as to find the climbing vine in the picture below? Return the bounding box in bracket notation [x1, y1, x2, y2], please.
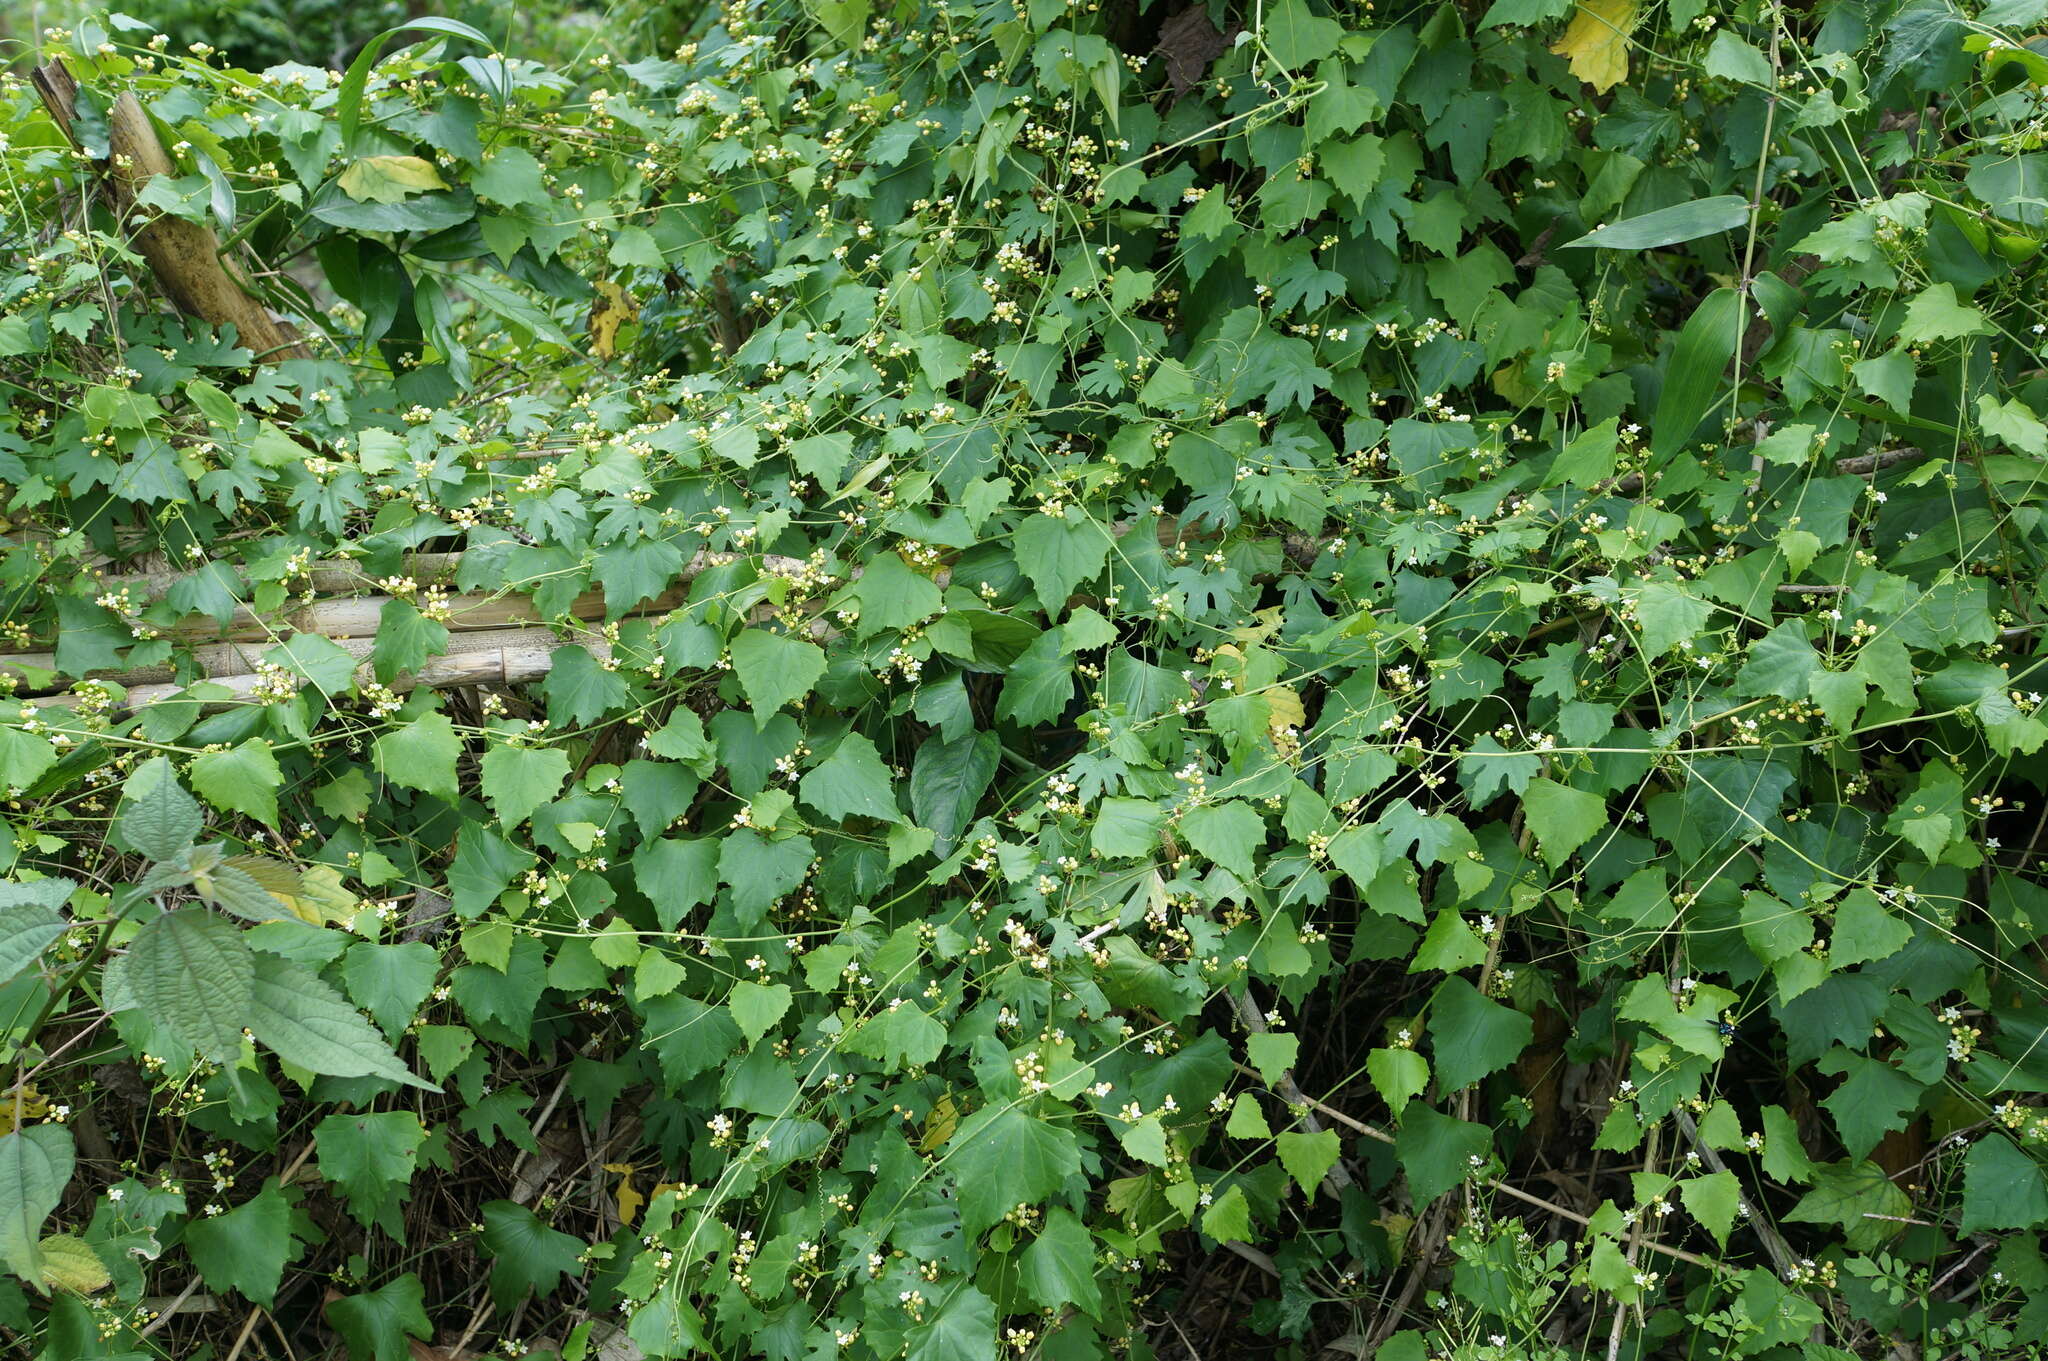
[0, 0, 2046, 1357]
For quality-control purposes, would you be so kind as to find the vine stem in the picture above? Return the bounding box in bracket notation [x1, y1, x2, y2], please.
[15, 897, 145, 1059]
[1247, 1068, 1716, 1271]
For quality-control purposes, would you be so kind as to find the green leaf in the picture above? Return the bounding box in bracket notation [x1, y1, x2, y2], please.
[450, 823, 534, 919]
[905, 1281, 997, 1361]
[372, 710, 461, 803]
[479, 1200, 586, 1311]
[1734, 621, 1820, 699]
[1760, 1105, 1817, 1183]
[266, 633, 361, 697]
[1090, 797, 1164, 858]
[631, 837, 720, 930]
[1521, 777, 1606, 867]
[1751, 422, 1817, 467]
[910, 730, 999, 853]
[717, 830, 813, 919]
[1246, 1031, 1299, 1084]
[185, 1180, 297, 1308]
[727, 980, 792, 1045]
[325, 1273, 432, 1361]
[1703, 31, 1773, 84]
[1200, 1184, 1254, 1242]
[1429, 977, 1534, 1092]
[1566, 195, 1750, 250]
[248, 954, 434, 1090]
[851, 552, 942, 632]
[1012, 508, 1111, 613]
[478, 744, 571, 829]
[1831, 888, 1914, 967]
[0, 727, 56, 793]
[473, 146, 550, 208]
[638, 993, 743, 1088]
[1263, 0, 1344, 69]
[1395, 1103, 1490, 1207]
[1634, 581, 1715, 655]
[945, 1104, 1081, 1235]
[371, 598, 449, 684]
[1020, 1207, 1102, 1316]
[1545, 417, 1618, 488]
[799, 733, 900, 823]
[1899, 282, 1992, 343]
[0, 1126, 72, 1290]
[315, 1111, 426, 1239]
[0, 887, 70, 986]
[120, 909, 255, 1061]
[1181, 800, 1265, 879]
[729, 629, 827, 723]
[1978, 393, 2048, 456]
[541, 645, 633, 728]
[1961, 1135, 2048, 1234]
[1276, 1129, 1342, 1200]
[1784, 1159, 1914, 1253]
[1815, 1051, 1924, 1159]
[336, 17, 491, 150]
[114, 757, 203, 861]
[994, 628, 1075, 726]
[1411, 909, 1488, 973]
[1680, 1170, 1743, 1247]
[841, 999, 945, 1070]
[1618, 974, 1728, 1060]
[1851, 345, 1916, 411]
[342, 942, 441, 1039]
[1653, 288, 1741, 456]
[1368, 1047, 1430, 1111]
[1227, 1094, 1274, 1138]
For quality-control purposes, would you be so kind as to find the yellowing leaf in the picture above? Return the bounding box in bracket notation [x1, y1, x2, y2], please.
[0, 1087, 49, 1136]
[920, 1093, 960, 1152]
[607, 1163, 644, 1225]
[1551, 0, 1640, 93]
[588, 281, 638, 360]
[38, 1234, 109, 1293]
[336, 155, 447, 204]
[1263, 684, 1306, 736]
[224, 857, 360, 926]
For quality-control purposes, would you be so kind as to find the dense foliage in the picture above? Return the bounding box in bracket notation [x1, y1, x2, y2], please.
[1, 0, 2047, 1357]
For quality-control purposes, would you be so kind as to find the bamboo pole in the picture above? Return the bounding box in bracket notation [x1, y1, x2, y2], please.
[116, 628, 598, 710]
[3, 551, 811, 677]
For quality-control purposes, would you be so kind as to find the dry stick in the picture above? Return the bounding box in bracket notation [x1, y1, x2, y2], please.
[30, 61, 311, 363]
[1607, 1123, 1663, 1361]
[135, 1276, 206, 1339]
[1230, 991, 1353, 1192]
[1669, 1105, 1800, 1281]
[221, 1307, 264, 1361]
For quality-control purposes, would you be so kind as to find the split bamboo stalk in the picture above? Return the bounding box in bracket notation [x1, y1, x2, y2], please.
[2, 550, 810, 682]
[117, 628, 598, 711]
[30, 60, 312, 362]
[8, 624, 594, 693]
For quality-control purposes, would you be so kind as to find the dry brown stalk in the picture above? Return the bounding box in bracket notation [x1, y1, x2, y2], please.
[31, 60, 312, 363]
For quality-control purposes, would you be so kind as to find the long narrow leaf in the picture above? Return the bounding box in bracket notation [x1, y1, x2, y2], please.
[1651, 287, 1742, 458]
[337, 18, 494, 153]
[1565, 195, 1751, 251]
